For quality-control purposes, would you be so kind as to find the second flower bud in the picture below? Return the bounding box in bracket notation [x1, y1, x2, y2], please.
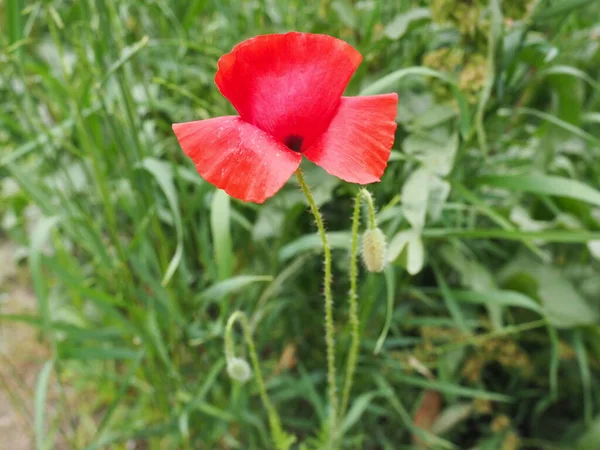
[361, 227, 387, 273]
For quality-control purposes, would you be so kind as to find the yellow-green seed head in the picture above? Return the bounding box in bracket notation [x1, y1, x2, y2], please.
[361, 228, 387, 273]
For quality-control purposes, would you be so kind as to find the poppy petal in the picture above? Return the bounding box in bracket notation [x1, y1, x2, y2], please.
[215, 32, 362, 151]
[303, 93, 398, 184]
[173, 117, 302, 203]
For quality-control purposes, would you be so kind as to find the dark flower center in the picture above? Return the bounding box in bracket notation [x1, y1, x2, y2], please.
[284, 135, 304, 153]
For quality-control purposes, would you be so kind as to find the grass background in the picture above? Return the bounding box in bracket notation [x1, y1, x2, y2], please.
[2, 0, 600, 448]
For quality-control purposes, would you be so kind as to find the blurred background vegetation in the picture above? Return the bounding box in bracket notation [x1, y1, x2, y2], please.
[2, 0, 600, 449]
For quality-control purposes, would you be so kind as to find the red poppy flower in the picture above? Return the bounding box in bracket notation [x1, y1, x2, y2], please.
[172, 32, 398, 203]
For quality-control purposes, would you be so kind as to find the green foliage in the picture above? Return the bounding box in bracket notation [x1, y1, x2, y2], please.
[1, 0, 600, 449]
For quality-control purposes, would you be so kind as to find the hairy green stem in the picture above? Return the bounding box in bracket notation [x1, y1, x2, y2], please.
[225, 311, 290, 448]
[295, 169, 338, 437]
[340, 189, 375, 421]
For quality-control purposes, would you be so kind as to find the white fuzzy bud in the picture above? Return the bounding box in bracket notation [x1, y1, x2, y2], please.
[361, 228, 387, 272]
[226, 357, 252, 383]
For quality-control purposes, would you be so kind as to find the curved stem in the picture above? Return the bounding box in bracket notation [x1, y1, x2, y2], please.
[295, 169, 338, 434]
[361, 189, 377, 230]
[340, 189, 375, 421]
[226, 311, 287, 447]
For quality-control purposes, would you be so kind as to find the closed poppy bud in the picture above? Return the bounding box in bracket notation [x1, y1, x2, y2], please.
[361, 228, 387, 272]
[226, 357, 252, 383]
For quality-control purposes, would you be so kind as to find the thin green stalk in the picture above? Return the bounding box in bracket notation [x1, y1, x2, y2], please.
[225, 311, 292, 449]
[361, 189, 377, 230]
[340, 191, 363, 421]
[295, 169, 338, 437]
[340, 189, 376, 421]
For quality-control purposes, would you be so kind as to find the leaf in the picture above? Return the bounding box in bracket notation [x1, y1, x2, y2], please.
[536, 65, 600, 93]
[278, 232, 351, 261]
[140, 158, 183, 286]
[402, 167, 431, 229]
[404, 131, 459, 177]
[197, 275, 273, 302]
[587, 240, 600, 260]
[476, 173, 600, 206]
[252, 206, 285, 240]
[440, 245, 496, 293]
[97, 35, 149, 87]
[500, 255, 599, 328]
[1, 105, 100, 167]
[5, 0, 24, 46]
[6, 163, 55, 216]
[510, 205, 549, 231]
[573, 330, 593, 425]
[210, 189, 233, 280]
[387, 229, 424, 275]
[474, 0, 501, 158]
[90, 351, 145, 446]
[536, 267, 599, 328]
[30, 215, 61, 340]
[341, 391, 380, 433]
[440, 245, 502, 328]
[384, 8, 430, 40]
[411, 104, 457, 130]
[360, 67, 471, 138]
[424, 228, 600, 243]
[405, 232, 425, 275]
[387, 229, 412, 262]
[375, 375, 458, 449]
[507, 107, 600, 145]
[450, 290, 543, 314]
[432, 263, 469, 333]
[431, 403, 473, 435]
[35, 360, 55, 450]
[394, 374, 512, 402]
[577, 415, 600, 450]
[60, 346, 140, 360]
[146, 310, 176, 376]
[533, 0, 592, 21]
[428, 176, 451, 221]
[185, 359, 226, 413]
[332, 1, 357, 28]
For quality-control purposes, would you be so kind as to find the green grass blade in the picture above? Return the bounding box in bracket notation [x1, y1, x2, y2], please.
[535, 65, 600, 92]
[5, 0, 24, 47]
[96, 35, 150, 88]
[35, 360, 55, 450]
[450, 289, 543, 314]
[91, 351, 145, 444]
[506, 107, 600, 145]
[476, 173, 600, 206]
[197, 275, 273, 302]
[279, 232, 352, 261]
[30, 216, 61, 344]
[573, 330, 593, 426]
[533, 0, 593, 21]
[393, 373, 512, 402]
[140, 158, 183, 286]
[211, 189, 234, 280]
[423, 228, 600, 242]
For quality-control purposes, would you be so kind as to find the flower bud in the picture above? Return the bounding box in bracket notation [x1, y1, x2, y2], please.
[361, 227, 387, 273]
[226, 357, 252, 383]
